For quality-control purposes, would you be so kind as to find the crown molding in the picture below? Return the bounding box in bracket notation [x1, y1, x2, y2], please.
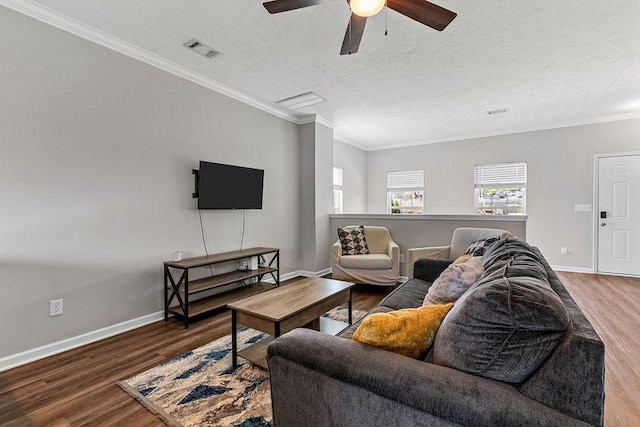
[0, 0, 307, 124]
[334, 134, 368, 151]
[367, 111, 640, 151]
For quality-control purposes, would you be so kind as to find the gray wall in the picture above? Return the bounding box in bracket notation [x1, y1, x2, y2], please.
[298, 122, 334, 272]
[367, 119, 640, 269]
[0, 7, 301, 358]
[333, 140, 367, 213]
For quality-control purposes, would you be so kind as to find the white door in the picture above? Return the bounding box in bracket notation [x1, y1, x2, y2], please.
[597, 154, 640, 275]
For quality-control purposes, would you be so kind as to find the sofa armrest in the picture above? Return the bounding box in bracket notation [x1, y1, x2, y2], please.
[267, 329, 584, 427]
[412, 258, 452, 283]
[407, 245, 451, 278]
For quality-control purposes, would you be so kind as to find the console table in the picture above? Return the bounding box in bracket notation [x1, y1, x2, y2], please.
[164, 247, 279, 328]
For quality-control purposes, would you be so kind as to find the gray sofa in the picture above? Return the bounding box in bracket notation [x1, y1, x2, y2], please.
[267, 239, 605, 426]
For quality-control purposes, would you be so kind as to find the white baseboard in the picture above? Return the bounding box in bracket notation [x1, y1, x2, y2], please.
[1, 268, 334, 372]
[0, 311, 164, 373]
[550, 265, 595, 274]
[296, 268, 332, 278]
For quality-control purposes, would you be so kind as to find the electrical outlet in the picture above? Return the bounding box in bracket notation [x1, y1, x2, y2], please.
[399, 254, 405, 263]
[560, 247, 568, 255]
[49, 299, 63, 317]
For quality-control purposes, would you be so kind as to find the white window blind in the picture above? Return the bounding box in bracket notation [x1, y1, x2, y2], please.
[387, 170, 424, 190]
[474, 162, 527, 187]
[333, 166, 343, 187]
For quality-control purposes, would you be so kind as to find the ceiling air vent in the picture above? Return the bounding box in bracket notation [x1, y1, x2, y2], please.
[183, 38, 220, 58]
[486, 108, 509, 115]
[276, 92, 326, 110]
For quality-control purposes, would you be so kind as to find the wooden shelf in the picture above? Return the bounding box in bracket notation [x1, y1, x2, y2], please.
[177, 267, 278, 295]
[164, 247, 280, 328]
[164, 247, 278, 269]
[168, 282, 277, 318]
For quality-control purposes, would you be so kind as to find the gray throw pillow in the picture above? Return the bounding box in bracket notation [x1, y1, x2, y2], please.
[464, 237, 500, 257]
[432, 255, 570, 384]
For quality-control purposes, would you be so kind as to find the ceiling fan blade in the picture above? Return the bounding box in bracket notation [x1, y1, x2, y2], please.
[386, 0, 456, 31]
[263, 0, 324, 14]
[340, 13, 367, 55]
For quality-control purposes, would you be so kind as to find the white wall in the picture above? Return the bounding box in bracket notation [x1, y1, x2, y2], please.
[0, 7, 301, 359]
[367, 119, 640, 269]
[333, 140, 367, 213]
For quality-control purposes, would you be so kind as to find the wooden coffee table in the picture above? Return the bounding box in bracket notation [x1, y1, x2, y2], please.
[227, 277, 355, 369]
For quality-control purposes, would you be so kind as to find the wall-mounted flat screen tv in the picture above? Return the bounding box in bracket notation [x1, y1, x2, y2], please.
[195, 161, 264, 210]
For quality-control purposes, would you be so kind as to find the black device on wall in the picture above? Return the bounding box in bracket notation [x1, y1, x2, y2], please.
[193, 161, 264, 210]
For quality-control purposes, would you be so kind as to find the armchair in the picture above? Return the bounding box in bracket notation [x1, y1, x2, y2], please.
[407, 227, 513, 279]
[331, 225, 400, 286]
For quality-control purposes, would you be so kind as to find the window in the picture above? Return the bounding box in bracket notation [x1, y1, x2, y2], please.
[474, 162, 527, 215]
[387, 170, 424, 214]
[333, 166, 343, 214]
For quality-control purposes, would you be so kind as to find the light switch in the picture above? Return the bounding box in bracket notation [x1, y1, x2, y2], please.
[575, 204, 592, 212]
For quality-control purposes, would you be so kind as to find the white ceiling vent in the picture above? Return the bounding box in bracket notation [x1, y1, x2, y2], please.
[183, 38, 220, 58]
[486, 108, 509, 115]
[276, 92, 325, 110]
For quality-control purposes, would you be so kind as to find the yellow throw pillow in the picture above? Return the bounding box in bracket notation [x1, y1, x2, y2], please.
[352, 303, 454, 359]
[452, 254, 472, 265]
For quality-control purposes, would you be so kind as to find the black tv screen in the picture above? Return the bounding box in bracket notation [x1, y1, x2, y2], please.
[196, 161, 264, 210]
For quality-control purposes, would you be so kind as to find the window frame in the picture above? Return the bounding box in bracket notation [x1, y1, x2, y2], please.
[333, 166, 343, 214]
[474, 162, 527, 215]
[386, 169, 424, 214]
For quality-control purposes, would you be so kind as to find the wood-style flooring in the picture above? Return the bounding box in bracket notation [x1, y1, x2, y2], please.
[0, 273, 638, 426]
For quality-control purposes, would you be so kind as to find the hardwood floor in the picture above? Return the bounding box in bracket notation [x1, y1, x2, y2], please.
[558, 272, 640, 427]
[0, 279, 389, 427]
[0, 274, 638, 426]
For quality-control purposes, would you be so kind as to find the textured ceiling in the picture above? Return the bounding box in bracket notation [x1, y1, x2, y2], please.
[11, 0, 640, 149]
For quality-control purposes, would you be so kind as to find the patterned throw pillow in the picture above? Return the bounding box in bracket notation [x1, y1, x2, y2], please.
[338, 226, 369, 255]
[465, 237, 499, 257]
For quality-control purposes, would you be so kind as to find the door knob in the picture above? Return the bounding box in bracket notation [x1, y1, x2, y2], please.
[601, 222, 606, 226]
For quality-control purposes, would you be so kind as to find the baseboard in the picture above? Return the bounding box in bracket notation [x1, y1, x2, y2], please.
[1, 268, 333, 373]
[550, 265, 595, 274]
[262, 270, 305, 284]
[0, 311, 164, 373]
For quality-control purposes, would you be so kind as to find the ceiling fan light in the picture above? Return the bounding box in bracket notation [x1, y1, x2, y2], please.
[350, 0, 385, 17]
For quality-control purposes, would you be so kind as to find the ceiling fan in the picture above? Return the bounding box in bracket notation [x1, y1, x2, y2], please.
[263, 0, 457, 55]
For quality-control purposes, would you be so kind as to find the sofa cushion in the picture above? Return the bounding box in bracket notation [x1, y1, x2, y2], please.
[339, 253, 392, 270]
[353, 303, 454, 359]
[464, 237, 500, 257]
[337, 225, 369, 255]
[378, 278, 430, 310]
[432, 255, 570, 384]
[423, 257, 484, 305]
[482, 237, 539, 268]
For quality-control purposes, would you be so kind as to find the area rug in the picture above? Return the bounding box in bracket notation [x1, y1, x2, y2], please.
[119, 306, 367, 427]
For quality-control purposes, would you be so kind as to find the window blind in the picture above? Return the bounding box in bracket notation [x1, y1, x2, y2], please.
[474, 162, 526, 187]
[333, 166, 343, 187]
[387, 170, 424, 189]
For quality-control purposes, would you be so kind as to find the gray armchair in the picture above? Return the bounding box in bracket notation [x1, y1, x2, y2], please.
[407, 227, 513, 279]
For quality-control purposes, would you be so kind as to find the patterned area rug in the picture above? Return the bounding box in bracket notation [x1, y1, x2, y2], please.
[119, 306, 367, 427]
